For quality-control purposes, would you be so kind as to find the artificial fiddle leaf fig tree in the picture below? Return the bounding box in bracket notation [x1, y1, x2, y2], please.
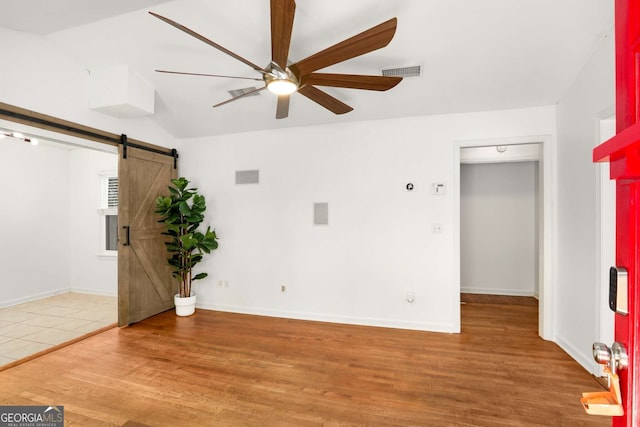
[155, 177, 219, 299]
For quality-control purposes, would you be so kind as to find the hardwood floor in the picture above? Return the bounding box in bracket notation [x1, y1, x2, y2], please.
[0, 303, 608, 426]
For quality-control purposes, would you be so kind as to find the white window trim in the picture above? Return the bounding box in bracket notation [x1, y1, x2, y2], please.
[98, 171, 118, 258]
[97, 208, 118, 258]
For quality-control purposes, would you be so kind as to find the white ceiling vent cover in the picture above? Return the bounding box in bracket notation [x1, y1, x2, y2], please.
[381, 65, 421, 78]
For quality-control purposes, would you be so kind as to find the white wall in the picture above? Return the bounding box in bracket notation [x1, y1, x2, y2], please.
[180, 106, 556, 332]
[555, 28, 615, 372]
[69, 149, 118, 296]
[0, 137, 118, 306]
[0, 138, 71, 305]
[461, 161, 538, 296]
[0, 28, 174, 149]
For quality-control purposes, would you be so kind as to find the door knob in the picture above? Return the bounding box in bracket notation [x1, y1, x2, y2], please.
[584, 342, 627, 415]
[611, 342, 629, 372]
[592, 342, 628, 374]
[593, 342, 611, 366]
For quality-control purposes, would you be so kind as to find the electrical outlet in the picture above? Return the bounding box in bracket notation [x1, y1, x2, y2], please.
[281, 285, 286, 293]
[431, 223, 443, 234]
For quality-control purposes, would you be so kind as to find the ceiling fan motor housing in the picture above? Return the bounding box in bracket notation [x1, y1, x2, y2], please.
[264, 64, 300, 95]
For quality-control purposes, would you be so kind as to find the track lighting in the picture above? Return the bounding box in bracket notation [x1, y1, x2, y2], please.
[1, 131, 39, 145]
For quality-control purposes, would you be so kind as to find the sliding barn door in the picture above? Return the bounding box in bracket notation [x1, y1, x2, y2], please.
[118, 146, 178, 326]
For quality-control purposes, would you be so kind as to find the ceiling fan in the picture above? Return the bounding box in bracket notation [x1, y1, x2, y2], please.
[149, 0, 402, 119]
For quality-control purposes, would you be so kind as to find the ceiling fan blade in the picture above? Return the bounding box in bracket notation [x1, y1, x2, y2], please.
[276, 95, 290, 119]
[291, 18, 398, 77]
[297, 85, 353, 115]
[149, 12, 266, 74]
[305, 73, 402, 91]
[212, 86, 267, 108]
[156, 70, 263, 81]
[271, 0, 296, 70]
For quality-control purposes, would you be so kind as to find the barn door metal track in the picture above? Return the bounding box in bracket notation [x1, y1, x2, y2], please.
[0, 104, 178, 168]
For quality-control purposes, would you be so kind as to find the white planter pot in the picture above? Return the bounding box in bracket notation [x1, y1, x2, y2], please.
[174, 293, 196, 316]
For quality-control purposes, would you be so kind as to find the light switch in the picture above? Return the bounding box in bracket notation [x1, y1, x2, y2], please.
[432, 183, 446, 195]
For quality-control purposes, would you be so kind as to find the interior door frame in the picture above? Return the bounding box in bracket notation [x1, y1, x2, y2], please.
[596, 107, 616, 372]
[0, 101, 179, 324]
[453, 134, 554, 339]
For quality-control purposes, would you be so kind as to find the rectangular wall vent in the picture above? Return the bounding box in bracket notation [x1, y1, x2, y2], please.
[228, 87, 261, 97]
[313, 202, 329, 225]
[381, 65, 421, 78]
[235, 170, 260, 185]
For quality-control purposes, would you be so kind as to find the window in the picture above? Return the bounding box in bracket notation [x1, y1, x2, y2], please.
[98, 173, 118, 256]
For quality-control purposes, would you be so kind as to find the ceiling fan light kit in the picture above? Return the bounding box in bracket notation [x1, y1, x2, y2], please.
[264, 63, 299, 95]
[266, 79, 298, 95]
[149, 0, 402, 119]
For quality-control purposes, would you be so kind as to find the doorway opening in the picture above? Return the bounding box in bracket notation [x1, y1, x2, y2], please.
[454, 136, 552, 339]
[0, 120, 118, 368]
[460, 156, 540, 325]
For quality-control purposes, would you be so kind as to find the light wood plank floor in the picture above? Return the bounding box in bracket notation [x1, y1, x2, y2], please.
[0, 303, 608, 426]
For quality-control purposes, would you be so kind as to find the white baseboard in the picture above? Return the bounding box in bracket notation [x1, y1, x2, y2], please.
[0, 288, 70, 309]
[196, 302, 458, 333]
[460, 287, 536, 297]
[69, 288, 117, 297]
[0, 288, 117, 309]
[555, 333, 598, 375]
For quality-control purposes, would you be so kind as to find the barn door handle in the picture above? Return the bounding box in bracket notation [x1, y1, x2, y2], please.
[122, 226, 130, 246]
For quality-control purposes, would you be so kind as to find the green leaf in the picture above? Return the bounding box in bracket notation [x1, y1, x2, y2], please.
[186, 215, 203, 224]
[193, 272, 208, 281]
[172, 177, 189, 191]
[178, 201, 191, 216]
[166, 224, 181, 233]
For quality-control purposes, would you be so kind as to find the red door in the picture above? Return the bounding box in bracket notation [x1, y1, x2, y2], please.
[593, 0, 640, 425]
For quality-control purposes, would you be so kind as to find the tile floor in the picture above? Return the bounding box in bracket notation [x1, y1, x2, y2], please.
[0, 292, 117, 367]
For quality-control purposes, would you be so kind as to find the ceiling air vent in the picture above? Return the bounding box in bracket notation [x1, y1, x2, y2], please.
[228, 87, 261, 97]
[381, 65, 421, 78]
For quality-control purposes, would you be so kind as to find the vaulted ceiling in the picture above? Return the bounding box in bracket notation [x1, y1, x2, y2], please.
[0, 0, 613, 138]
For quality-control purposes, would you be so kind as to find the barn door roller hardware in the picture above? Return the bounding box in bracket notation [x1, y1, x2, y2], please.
[119, 133, 178, 168]
[121, 134, 128, 159]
